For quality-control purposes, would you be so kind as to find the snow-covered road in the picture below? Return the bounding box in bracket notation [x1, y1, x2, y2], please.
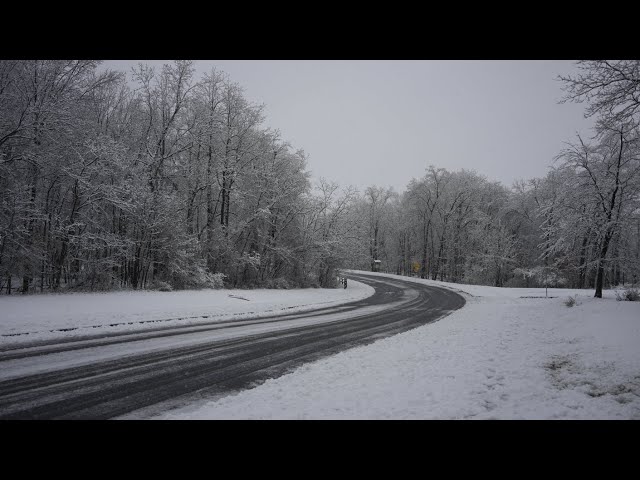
[0, 275, 465, 419]
[155, 271, 640, 420]
[0, 280, 397, 382]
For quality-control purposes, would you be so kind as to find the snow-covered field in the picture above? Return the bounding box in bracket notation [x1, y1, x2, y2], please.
[0, 281, 374, 346]
[155, 270, 640, 419]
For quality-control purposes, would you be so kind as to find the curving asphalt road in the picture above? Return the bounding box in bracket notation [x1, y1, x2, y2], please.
[0, 272, 465, 419]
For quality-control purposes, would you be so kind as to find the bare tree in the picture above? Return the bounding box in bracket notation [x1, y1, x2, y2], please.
[559, 60, 640, 126]
[553, 125, 640, 297]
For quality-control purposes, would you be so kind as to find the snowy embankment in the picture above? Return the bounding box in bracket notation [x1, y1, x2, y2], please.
[156, 270, 640, 420]
[0, 281, 374, 347]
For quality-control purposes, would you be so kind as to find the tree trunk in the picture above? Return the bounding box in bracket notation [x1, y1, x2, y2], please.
[595, 231, 614, 298]
[420, 218, 429, 279]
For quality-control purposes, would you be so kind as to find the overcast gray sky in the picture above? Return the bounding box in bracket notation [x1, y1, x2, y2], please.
[102, 60, 594, 193]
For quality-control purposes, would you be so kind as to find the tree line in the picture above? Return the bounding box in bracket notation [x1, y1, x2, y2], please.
[0, 60, 360, 293]
[1, 60, 638, 297]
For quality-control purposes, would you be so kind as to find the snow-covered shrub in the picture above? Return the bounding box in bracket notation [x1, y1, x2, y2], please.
[149, 280, 173, 292]
[274, 277, 291, 289]
[261, 277, 292, 289]
[292, 272, 320, 288]
[504, 276, 528, 288]
[168, 263, 227, 290]
[512, 266, 569, 289]
[511, 268, 541, 288]
[616, 288, 640, 302]
[564, 296, 576, 307]
[208, 272, 226, 289]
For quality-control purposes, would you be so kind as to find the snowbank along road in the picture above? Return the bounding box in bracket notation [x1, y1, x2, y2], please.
[0, 273, 465, 419]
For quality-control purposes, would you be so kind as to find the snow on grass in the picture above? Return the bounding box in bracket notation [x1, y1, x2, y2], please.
[155, 271, 640, 419]
[0, 281, 374, 346]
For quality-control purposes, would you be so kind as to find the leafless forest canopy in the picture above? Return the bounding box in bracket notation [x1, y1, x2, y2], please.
[1, 60, 638, 297]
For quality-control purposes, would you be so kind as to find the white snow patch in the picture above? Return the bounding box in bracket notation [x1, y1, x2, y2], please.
[0, 281, 374, 347]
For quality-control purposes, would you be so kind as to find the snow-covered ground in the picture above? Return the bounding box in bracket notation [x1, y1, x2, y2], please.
[0, 281, 374, 347]
[155, 270, 640, 419]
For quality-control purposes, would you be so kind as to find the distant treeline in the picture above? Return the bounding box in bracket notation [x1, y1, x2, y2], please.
[349, 61, 640, 298]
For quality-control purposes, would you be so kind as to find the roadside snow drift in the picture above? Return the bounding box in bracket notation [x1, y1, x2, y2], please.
[0, 281, 374, 346]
